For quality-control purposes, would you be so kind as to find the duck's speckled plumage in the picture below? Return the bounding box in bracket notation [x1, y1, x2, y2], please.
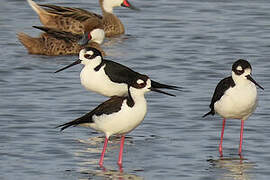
[17, 26, 105, 56]
[27, 0, 135, 37]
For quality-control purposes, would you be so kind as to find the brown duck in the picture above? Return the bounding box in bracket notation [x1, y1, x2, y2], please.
[17, 26, 105, 56]
[27, 0, 139, 37]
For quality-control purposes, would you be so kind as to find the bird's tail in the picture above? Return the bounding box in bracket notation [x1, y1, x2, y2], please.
[27, 0, 47, 15]
[151, 80, 181, 91]
[202, 109, 215, 118]
[56, 119, 79, 131]
[17, 32, 43, 54]
[56, 112, 94, 131]
[27, 0, 54, 25]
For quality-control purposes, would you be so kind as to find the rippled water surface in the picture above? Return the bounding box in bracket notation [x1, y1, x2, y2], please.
[1, 0, 270, 179]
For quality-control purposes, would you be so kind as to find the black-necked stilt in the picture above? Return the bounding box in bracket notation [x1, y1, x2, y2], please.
[55, 47, 180, 97]
[57, 76, 171, 166]
[203, 59, 264, 157]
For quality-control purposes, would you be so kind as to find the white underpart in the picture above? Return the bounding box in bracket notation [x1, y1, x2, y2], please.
[214, 69, 257, 120]
[89, 97, 147, 138]
[82, 79, 151, 138]
[90, 29, 105, 44]
[103, 0, 123, 13]
[80, 63, 128, 97]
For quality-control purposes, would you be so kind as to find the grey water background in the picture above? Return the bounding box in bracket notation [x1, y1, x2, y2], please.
[1, 0, 270, 179]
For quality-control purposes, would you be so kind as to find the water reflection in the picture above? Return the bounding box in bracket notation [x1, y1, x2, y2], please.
[78, 166, 143, 180]
[208, 157, 255, 180]
[74, 136, 142, 179]
[103, 34, 138, 57]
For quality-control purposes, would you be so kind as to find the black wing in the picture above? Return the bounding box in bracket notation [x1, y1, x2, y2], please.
[92, 96, 126, 116]
[203, 76, 235, 117]
[103, 60, 180, 91]
[56, 96, 126, 131]
[103, 60, 144, 85]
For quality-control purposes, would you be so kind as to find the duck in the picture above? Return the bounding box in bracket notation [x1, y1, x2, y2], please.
[17, 25, 105, 56]
[27, 0, 139, 37]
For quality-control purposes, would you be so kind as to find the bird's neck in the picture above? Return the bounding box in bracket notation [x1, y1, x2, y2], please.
[91, 60, 104, 72]
[128, 89, 147, 107]
[100, 0, 114, 14]
[232, 76, 251, 87]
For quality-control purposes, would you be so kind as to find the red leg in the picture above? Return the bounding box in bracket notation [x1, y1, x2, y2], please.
[118, 135, 125, 166]
[99, 137, 108, 167]
[238, 120, 244, 156]
[219, 118, 226, 157]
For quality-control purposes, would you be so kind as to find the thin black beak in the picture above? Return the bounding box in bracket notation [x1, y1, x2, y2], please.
[149, 87, 176, 97]
[246, 75, 264, 90]
[78, 33, 90, 46]
[54, 59, 82, 73]
[151, 80, 181, 91]
[121, 0, 140, 11]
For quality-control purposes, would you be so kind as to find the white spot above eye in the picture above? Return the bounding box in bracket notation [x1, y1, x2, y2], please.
[137, 79, 144, 84]
[237, 66, 243, 71]
[86, 51, 94, 56]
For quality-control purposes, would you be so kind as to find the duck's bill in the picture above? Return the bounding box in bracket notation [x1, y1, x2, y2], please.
[246, 75, 264, 90]
[121, 0, 140, 11]
[55, 59, 82, 73]
[149, 87, 176, 97]
[78, 33, 89, 46]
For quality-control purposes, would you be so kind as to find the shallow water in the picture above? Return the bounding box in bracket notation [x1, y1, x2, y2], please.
[1, 0, 270, 179]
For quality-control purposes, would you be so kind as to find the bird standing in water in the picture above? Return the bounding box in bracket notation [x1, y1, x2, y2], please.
[203, 59, 264, 157]
[57, 76, 173, 167]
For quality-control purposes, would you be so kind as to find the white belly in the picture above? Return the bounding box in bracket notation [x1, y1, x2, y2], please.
[80, 65, 128, 97]
[214, 83, 257, 120]
[88, 99, 147, 138]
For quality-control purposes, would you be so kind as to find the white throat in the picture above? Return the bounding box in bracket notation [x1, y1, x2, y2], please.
[232, 70, 252, 86]
[103, 1, 114, 13]
[91, 29, 105, 44]
[129, 88, 146, 102]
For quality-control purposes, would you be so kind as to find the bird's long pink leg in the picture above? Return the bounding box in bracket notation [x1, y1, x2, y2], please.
[118, 135, 125, 166]
[238, 120, 244, 156]
[219, 118, 226, 157]
[99, 137, 108, 167]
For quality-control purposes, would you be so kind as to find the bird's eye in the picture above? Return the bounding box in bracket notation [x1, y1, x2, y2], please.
[235, 69, 244, 75]
[84, 54, 91, 59]
[136, 79, 146, 88]
[234, 65, 245, 75]
[138, 82, 146, 88]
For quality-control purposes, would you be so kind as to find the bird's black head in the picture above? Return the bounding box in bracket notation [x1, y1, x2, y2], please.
[82, 47, 103, 59]
[232, 59, 252, 76]
[231, 59, 264, 90]
[128, 75, 176, 96]
[54, 47, 103, 73]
